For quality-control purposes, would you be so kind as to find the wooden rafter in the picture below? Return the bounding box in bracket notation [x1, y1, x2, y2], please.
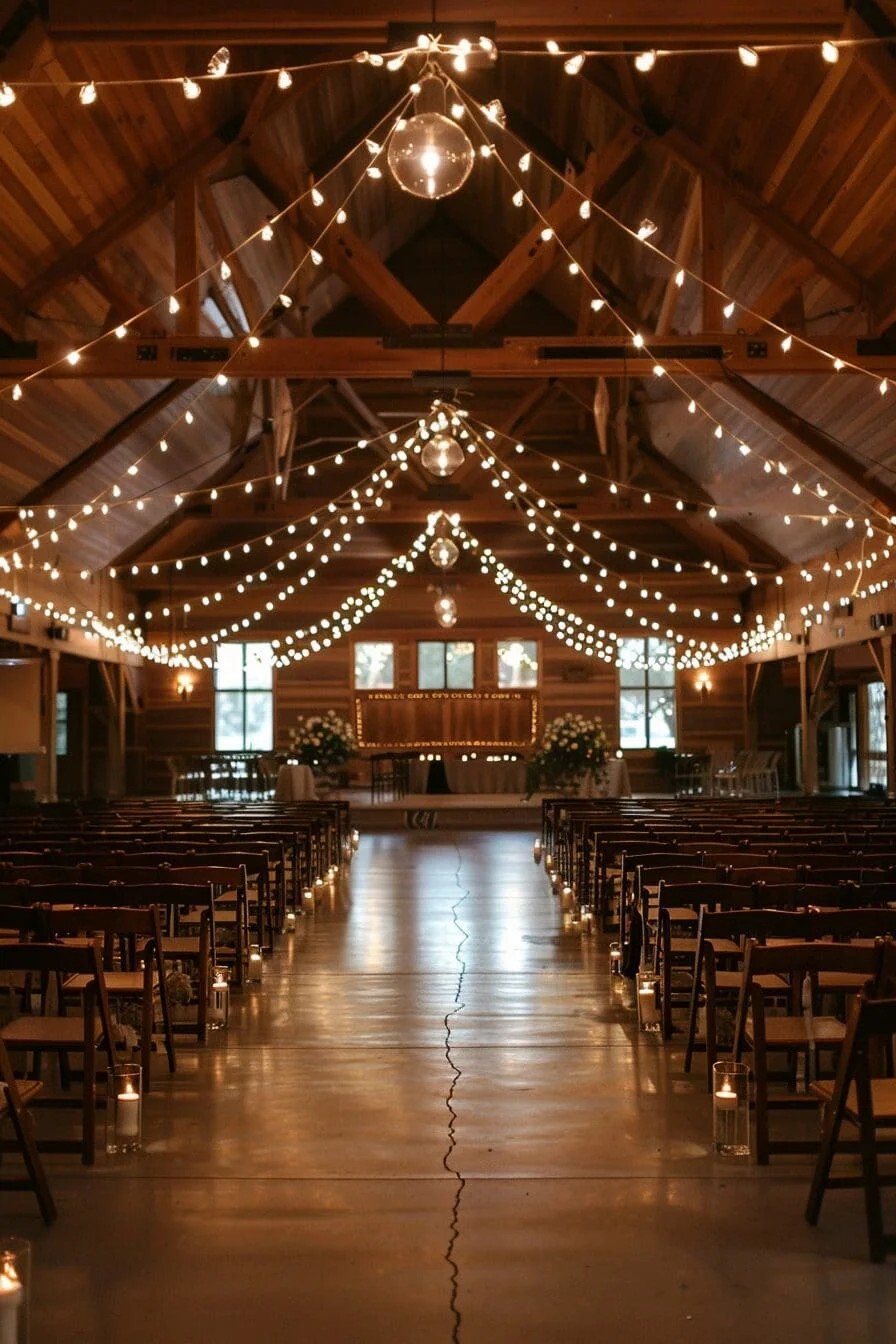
[655, 178, 700, 336]
[198, 182, 262, 330]
[246, 152, 434, 333]
[700, 176, 725, 331]
[724, 371, 896, 518]
[451, 126, 644, 333]
[174, 180, 199, 336]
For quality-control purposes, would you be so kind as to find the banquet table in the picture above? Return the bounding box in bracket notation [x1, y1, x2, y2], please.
[274, 763, 317, 801]
[597, 758, 632, 798]
[442, 756, 527, 794]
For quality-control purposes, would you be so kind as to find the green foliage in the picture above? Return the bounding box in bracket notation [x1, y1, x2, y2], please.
[289, 710, 357, 769]
[525, 712, 609, 796]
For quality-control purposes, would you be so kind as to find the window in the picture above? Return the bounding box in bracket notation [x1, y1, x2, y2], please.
[865, 681, 886, 789]
[618, 636, 676, 749]
[418, 640, 475, 690]
[497, 639, 539, 688]
[214, 642, 273, 750]
[55, 692, 68, 757]
[354, 641, 395, 689]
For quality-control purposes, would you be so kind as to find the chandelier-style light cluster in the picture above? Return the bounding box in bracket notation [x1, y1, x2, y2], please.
[387, 73, 475, 200]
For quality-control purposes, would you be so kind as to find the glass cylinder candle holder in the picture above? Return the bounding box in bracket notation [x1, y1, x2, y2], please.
[247, 944, 263, 983]
[0, 1239, 29, 1344]
[712, 1060, 750, 1157]
[533, 838, 542, 864]
[351, 828, 360, 852]
[609, 941, 623, 975]
[313, 877, 326, 904]
[106, 1063, 142, 1154]
[636, 971, 661, 1032]
[580, 904, 594, 934]
[208, 971, 230, 1029]
[301, 887, 315, 913]
[285, 910, 297, 933]
[545, 854, 554, 872]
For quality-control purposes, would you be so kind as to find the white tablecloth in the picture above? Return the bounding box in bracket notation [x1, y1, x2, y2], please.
[275, 763, 317, 801]
[597, 758, 632, 798]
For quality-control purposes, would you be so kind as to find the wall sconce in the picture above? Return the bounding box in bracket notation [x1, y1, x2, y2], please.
[695, 671, 712, 699]
[176, 674, 194, 702]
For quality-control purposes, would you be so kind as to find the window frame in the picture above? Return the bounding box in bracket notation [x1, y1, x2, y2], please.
[416, 639, 476, 691]
[617, 636, 677, 750]
[214, 641, 274, 751]
[352, 640, 396, 691]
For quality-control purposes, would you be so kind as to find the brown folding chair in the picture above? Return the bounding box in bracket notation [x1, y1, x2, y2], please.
[0, 1034, 56, 1223]
[0, 941, 115, 1165]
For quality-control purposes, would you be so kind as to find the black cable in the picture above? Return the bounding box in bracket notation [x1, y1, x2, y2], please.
[443, 837, 469, 1343]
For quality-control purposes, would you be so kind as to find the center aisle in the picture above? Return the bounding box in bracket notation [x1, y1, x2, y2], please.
[20, 830, 886, 1343]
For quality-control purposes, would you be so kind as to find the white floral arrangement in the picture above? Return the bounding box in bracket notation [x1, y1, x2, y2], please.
[289, 709, 357, 770]
[526, 712, 609, 795]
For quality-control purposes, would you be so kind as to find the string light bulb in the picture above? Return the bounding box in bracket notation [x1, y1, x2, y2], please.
[637, 218, 657, 240]
[0, 83, 15, 107]
[387, 75, 475, 200]
[79, 82, 97, 105]
[634, 50, 657, 72]
[277, 68, 293, 90]
[182, 78, 201, 100]
[821, 40, 839, 63]
[738, 45, 760, 67]
[207, 47, 230, 77]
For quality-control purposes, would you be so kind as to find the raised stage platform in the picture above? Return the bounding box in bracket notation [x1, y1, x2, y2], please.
[336, 789, 541, 831]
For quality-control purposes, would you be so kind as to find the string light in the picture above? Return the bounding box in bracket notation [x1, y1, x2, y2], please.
[182, 78, 201, 100]
[78, 82, 97, 105]
[738, 45, 760, 67]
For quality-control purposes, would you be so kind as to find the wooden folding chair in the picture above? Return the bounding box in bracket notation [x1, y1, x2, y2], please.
[0, 1034, 56, 1223]
[806, 989, 896, 1260]
[0, 941, 115, 1165]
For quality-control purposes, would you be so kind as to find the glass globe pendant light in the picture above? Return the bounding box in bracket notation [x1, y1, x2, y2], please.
[434, 594, 458, 628]
[420, 433, 465, 477]
[387, 74, 475, 200]
[428, 535, 459, 570]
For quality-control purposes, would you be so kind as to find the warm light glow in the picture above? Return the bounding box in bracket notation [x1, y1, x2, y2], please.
[738, 45, 759, 67]
[634, 50, 656, 72]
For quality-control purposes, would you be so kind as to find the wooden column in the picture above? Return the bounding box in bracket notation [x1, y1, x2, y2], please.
[99, 663, 126, 798]
[37, 650, 60, 801]
[798, 652, 818, 795]
[700, 176, 725, 330]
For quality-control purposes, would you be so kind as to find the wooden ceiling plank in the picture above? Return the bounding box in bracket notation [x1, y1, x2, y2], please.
[451, 126, 643, 333]
[741, 256, 816, 334]
[725, 370, 896, 518]
[198, 182, 263, 329]
[580, 66, 868, 304]
[846, 5, 896, 116]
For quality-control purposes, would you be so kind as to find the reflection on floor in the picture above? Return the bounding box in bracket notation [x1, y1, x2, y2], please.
[6, 831, 890, 1343]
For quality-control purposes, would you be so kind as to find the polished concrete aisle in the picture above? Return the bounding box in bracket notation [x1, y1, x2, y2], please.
[7, 831, 892, 1343]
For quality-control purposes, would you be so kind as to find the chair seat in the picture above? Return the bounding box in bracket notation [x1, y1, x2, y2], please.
[160, 936, 201, 955]
[669, 937, 700, 956]
[2, 1016, 104, 1049]
[811, 1077, 896, 1122]
[66, 971, 158, 995]
[748, 1013, 845, 1048]
[715, 970, 786, 991]
[816, 972, 873, 991]
[0, 1077, 42, 1109]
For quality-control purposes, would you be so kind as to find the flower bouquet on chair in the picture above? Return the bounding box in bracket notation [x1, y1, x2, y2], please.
[525, 712, 609, 797]
[289, 710, 356, 793]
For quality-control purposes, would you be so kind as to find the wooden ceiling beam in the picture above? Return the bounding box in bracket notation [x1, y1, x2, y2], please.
[182, 496, 732, 526]
[46, 1, 845, 45]
[198, 183, 262, 330]
[174, 180, 200, 336]
[846, 5, 896, 116]
[451, 126, 644, 333]
[655, 178, 700, 336]
[4, 333, 895, 379]
[724, 371, 896, 519]
[246, 153, 434, 333]
[700, 176, 725, 331]
[580, 67, 868, 306]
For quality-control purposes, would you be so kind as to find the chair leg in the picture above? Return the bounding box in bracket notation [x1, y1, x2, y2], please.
[805, 1095, 843, 1226]
[856, 1065, 887, 1261]
[6, 1102, 57, 1224]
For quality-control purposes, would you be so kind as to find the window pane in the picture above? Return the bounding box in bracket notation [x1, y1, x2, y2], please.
[497, 640, 538, 688]
[55, 691, 68, 757]
[619, 664, 647, 688]
[215, 691, 246, 749]
[648, 689, 676, 748]
[244, 643, 273, 689]
[243, 692, 273, 750]
[446, 641, 474, 690]
[354, 641, 395, 689]
[215, 644, 244, 689]
[619, 690, 647, 749]
[868, 682, 886, 755]
[418, 642, 446, 689]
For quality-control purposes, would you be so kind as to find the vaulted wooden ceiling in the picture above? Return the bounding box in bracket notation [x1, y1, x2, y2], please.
[0, 1, 895, 661]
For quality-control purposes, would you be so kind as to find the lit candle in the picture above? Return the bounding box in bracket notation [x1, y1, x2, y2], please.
[351, 829, 360, 852]
[714, 1083, 737, 1111]
[533, 839, 542, 864]
[0, 1266, 23, 1344]
[248, 946, 263, 981]
[117, 1082, 140, 1139]
[285, 911, 297, 932]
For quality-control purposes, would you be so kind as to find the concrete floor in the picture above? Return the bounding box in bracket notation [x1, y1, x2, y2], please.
[5, 830, 893, 1343]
